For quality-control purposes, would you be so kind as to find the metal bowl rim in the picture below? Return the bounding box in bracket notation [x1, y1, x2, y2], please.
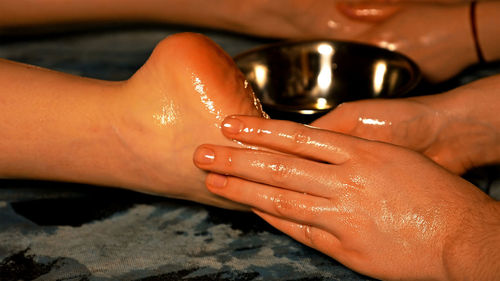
[234, 39, 422, 98]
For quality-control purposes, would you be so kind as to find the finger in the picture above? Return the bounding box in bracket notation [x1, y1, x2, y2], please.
[206, 173, 336, 228]
[252, 209, 340, 259]
[221, 115, 360, 164]
[194, 145, 345, 197]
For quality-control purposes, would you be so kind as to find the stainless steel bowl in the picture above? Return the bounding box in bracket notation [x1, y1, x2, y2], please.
[234, 40, 421, 123]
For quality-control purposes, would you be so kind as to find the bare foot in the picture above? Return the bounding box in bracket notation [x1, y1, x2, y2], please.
[111, 33, 266, 209]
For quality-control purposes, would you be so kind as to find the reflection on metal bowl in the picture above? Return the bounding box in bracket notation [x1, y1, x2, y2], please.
[234, 40, 421, 123]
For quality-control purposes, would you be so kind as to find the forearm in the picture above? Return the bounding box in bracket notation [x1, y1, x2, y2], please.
[0, 0, 249, 31]
[341, 0, 494, 3]
[0, 58, 127, 187]
[0, 1, 372, 40]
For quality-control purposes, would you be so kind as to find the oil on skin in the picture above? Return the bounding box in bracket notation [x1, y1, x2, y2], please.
[194, 114, 499, 280]
[152, 97, 179, 126]
[358, 117, 392, 126]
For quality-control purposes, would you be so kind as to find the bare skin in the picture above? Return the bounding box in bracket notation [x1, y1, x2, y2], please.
[341, 0, 494, 4]
[2, 1, 499, 81]
[311, 75, 500, 174]
[0, 3, 499, 278]
[0, 0, 373, 38]
[344, 3, 478, 82]
[476, 1, 500, 62]
[0, 33, 265, 209]
[340, 1, 500, 73]
[193, 115, 500, 281]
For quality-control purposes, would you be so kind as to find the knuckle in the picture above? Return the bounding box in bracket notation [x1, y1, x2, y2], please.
[277, 126, 310, 154]
[291, 127, 310, 146]
[303, 225, 319, 248]
[213, 148, 237, 175]
[223, 150, 234, 169]
[223, 149, 247, 176]
[271, 193, 291, 217]
[268, 160, 292, 185]
[222, 177, 239, 195]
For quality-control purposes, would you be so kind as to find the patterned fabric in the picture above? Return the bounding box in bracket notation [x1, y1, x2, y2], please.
[0, 26, 498, 281]
[0, 181, 372, 280]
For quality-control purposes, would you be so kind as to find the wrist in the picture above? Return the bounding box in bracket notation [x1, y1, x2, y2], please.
[413, 80, 500, 171]
[445, 79, 500, 167]
[443, 200, 500, 281]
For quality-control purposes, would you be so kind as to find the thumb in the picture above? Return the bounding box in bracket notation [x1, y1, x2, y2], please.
[310, 103, 357, 132]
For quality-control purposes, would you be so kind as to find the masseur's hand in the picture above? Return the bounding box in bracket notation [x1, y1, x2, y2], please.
[193, 116, 500, 281]
[338, 1, 500, 81]
[244, 1, 485, 81]
[248, 1, 478, 81]
[311, 75, 500, 174]
[338, 2, 478, 82]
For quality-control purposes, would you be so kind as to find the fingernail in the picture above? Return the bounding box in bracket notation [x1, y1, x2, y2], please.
[222, 117, 243, 134]
[194, 147, 215, 164]
[207, 173, 227, 188]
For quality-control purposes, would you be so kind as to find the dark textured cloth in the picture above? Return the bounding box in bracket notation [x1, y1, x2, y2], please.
[0, 181, 372, 281]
